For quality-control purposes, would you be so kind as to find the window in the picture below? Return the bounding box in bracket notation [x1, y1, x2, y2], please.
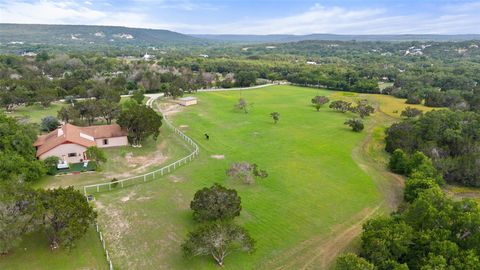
[68, 153, 77, 157]
[103, 139, 109, 145]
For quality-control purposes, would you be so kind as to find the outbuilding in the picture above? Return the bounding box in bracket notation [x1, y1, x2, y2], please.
[177, 96, 198, 106]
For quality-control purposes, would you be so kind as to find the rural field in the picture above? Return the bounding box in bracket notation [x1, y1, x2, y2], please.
[0, 97, 190, 270]
[0, 229, 107, 270]
[0, 85, 436, 270]
[90, 85, 434, 269]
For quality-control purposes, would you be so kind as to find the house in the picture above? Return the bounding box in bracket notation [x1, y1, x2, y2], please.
[177, 96, 197, 106]
[34, 124, 128, 163]
[143, 52, 154, 60]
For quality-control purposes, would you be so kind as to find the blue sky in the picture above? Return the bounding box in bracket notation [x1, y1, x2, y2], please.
[1, 0, 479, 34]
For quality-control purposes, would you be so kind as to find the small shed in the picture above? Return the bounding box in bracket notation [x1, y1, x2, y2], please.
[177, 96, 197, 106]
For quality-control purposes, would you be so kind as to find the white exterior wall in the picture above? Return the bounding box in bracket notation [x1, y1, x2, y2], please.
[39, 143, 87, 163]
[179, 99, 197, 106]
[95, 136, 128, 148]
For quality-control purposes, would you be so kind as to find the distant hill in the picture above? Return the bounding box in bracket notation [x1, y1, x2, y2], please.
[1, 24, 479, 51]
[0, 24, 206, 47]
[193, 34, 480, 43]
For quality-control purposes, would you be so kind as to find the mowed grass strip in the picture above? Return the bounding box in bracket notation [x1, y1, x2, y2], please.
[0, 228, 107, 270]
[94, 85, 383, 269]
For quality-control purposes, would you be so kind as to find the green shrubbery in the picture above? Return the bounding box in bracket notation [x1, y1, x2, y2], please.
[339, 147, 480, 269]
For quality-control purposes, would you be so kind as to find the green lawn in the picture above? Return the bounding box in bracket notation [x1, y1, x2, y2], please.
[0, 228, 107, 270]
[5, 102, 65, 125]
[93, 85, 391, 269]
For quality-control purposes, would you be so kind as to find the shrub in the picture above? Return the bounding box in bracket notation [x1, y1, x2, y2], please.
[404, 177, 440, 203]
[344, 118, 364, 132]
[40, 116, 60, 132]
[44, 156, 59, 175]
[226, 162, 268, 184]
[336, 253, 375, 270]
[111, 178, 119, 188]
[406, 94, 422, 104]
[389, 149, 409, 174]
[401, 107, 422, 118]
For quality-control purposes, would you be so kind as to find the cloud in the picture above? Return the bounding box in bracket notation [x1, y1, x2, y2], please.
[0, 0, 163, 28]
[131, 0, 220, 11]
[176, 3, 480, 34]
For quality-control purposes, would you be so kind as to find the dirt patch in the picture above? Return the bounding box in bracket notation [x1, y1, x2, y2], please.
[157, 102, 184, 116]
[210, 154, 225, 159]
[172, 190, 189, 209]
[94, 200, 105, 210]
[121, 191, 136, 202]
[168, 175, 184, 183]
[98, 203, 130, 259]
[105, 142, 169, 179]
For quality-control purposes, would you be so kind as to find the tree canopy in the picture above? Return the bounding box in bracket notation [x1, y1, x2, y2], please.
[190, 184, 242, 222]
[117, 103, 163, 146]
[182, 221, 255, 266]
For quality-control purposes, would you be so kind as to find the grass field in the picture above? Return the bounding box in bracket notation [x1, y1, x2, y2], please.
[0, 229, 107, 270]
[92, 85, 413, 270]
[1, 86, 436, 269]
[5, 102, 65, 124]
[0, 97, 191, 270]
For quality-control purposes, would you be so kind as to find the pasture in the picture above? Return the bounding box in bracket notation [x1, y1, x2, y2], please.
[0, 229, 107, 270]
[93, 85, 412, 269]
[0, 85, 436, 269]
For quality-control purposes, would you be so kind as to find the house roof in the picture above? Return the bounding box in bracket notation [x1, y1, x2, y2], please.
[80, 124, 128, 139]
[34, 123, 127, 157]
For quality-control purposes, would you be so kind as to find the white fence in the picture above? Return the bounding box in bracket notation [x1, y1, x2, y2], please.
[85, 95, 199, 270]
[82, 99, 199, 196]
[94, 222, 114, 270]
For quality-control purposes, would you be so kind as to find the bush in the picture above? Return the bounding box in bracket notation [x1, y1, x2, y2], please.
[111, 178, 119, 188]
[401, 107, 422, 118]
[344, 118, 364, 132]
[406, 94, 422, 104]
[336, 253, 375, 270]
[226, 162, 268, 184]
[40, 116, 60, 132]
[44, 156, 59, 175]
[404, 176, 440, 203]
[389, 150, 438, 179]
[389, 149, 409, 174]
[64, 95, 76, 104]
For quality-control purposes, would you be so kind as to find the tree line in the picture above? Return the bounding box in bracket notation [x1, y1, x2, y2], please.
[336, 147, 480, 269]
[385, 109, 480, 187]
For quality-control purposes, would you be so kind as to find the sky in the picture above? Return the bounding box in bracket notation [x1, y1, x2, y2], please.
[0, 0, 480, 35]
